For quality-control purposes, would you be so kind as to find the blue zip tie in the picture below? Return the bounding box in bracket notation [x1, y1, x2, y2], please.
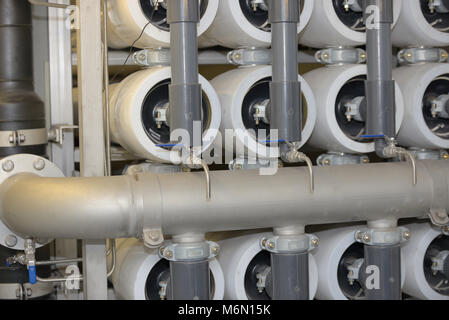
[28, 265, 37, 285]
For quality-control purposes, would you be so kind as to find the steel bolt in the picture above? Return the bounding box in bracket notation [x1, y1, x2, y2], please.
[442, 51, 448, 60]
[165, 250, 173, 259]
[403, 231, 411, 240]
[311, 238, 319, 246]
[267, 241, 275, 249]
[211, 246, 219, 255]
[443, 153, 449, 160]
[362, 234, 371, 243]
[2, 160, 14, 172]
[5, 235, 17, 248]
[443, 225, 449, 233]
[33, 159, 45, 171]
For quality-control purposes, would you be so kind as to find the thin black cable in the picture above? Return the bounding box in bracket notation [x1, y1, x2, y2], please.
[110, 7, 156, 83]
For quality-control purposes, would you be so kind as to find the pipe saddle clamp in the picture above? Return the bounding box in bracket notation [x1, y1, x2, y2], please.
[158, 241, 220, 262]
[354, 227, 411, 246]
[260, 234, 319, 254]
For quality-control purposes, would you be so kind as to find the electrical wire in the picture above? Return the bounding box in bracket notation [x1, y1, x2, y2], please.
[109, 8, 156, 83]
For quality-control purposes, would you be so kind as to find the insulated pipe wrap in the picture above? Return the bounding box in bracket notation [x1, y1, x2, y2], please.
[1, 161, 448, 239]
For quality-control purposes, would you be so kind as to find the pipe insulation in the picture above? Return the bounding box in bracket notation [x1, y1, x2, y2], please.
[304, 65, 404, 154]
[299, 0, 402, 48]
[106, 0, 218, 49]
[200, 0, 313, 49]
[0, 160, 448, 239]
[393, 63, 449, 150]
[108, 67, 221, 163]
[392, 0, 449, 48]
[211, 66, 316, 160]
[111, 239, 224, 300]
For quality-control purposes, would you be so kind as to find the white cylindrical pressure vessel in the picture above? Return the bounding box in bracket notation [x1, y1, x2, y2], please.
[106, 0, 219, 49]
[299, 0, 402, 48]
[111, 239, 225, 300]
[218, 233, 318, 300]
[394, 63, 449, 150]
[402, 223, 449, 300]
[304, 64, 404, 154]
[109, 67, 221, 163]
[313, 226, 406, 300]
[211, 66, 316, 161]
[392, 0, 449, 48]
[200, 0, 314, 48]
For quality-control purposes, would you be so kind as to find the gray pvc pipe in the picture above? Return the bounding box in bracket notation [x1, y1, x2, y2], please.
[0, 161, 448, 239]
[363, 0, 396, 156]
[364, 245, 402, 300]
[167, 0, 202, 148]
[271, 252, 309, 300]
[169, 260, 211, 300]
[269, 0, 302, 144]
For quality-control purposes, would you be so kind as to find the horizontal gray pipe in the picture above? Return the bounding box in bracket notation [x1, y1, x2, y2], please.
[0, 161, 448, 239]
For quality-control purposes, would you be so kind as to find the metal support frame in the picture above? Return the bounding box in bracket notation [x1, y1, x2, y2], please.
[362, 0, 396, 157]
[76, 0, 108, 300]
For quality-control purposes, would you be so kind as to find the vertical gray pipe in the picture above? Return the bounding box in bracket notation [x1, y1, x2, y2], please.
[268, 0, 302, 145]
[363, 0, 396, 156]
[364, 245, 402, 300]
[169, 260, 211, 300]
[0, 0, 46, 157]
[167, 0, 202, 148]
[271, 252, 309, 300]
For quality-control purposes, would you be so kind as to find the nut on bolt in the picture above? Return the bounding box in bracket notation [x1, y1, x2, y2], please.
[2, 160, 14, 172]
[403, 231, 411, 240]
[5, 235, 17, 248]
[33, 159, 45, 171]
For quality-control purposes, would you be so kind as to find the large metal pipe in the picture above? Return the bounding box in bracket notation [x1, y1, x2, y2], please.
[269, 0, 302, 145]
[0, 161, 448, 239]
[0, 0, 46, 157]
[168, 0, 202, 149]
[362, 0, 396, 157]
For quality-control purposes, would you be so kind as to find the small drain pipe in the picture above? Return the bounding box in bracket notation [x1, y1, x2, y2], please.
[167, 0, 202, 150]
[362, 0, 396, 157]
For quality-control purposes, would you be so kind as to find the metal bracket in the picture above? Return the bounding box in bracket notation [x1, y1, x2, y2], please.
[347, 258, 364, 286]
[397, 47, 448, 65]
[431, 250, 449, 275]
[317, 152, 369, 166]
[429, 209, 449, 227]
[406, 148, 449, 161]
[158, 241, 219, 262]
[227, 47, 272, 66]
[0, 128, 47, 148]
[143, 228, 165, 248]
[354, 227, 411, 246]
[260, 234, 319, 254]
[48, 125, 78, 146]
[133, 48, 171, 67]
[315, 47, 366, 65]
